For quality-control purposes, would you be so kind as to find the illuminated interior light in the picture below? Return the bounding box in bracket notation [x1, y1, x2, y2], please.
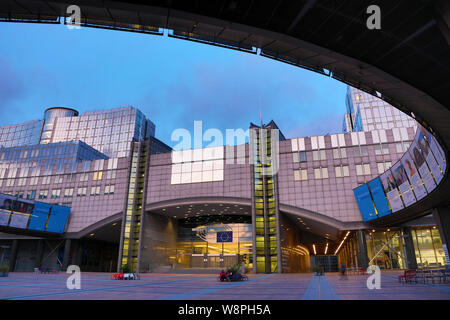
[313, 244, 317, 255]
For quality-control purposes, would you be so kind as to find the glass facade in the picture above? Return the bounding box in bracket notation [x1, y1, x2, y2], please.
[251, 124, 280, 273]
[176, 223, 252, 269]
[51, 107, 155, 158]
[412, 226, 447, 268]
[365, 227, 447, 270]
[0, 120, 43, 148]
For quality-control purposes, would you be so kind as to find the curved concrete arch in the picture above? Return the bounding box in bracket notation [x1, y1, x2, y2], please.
[145, 196, 252, 212]
[65, 212, 123, 240]
[279, 203, 368, 241]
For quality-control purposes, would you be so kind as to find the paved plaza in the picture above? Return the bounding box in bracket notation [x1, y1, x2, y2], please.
[0, 271, 449, 300]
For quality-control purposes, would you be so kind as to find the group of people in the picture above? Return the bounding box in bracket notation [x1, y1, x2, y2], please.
[219, 269, 243, 282]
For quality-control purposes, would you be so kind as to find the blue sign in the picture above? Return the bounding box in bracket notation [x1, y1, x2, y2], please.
[28, 202, 51, 231]
[217, 231, 233, 243]
[46, 205, 70, 233]
[368, 178, 392, 218]
[354, 184, 377, 221]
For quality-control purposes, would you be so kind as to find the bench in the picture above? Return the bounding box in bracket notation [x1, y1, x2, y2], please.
[398, 270, 416, 283]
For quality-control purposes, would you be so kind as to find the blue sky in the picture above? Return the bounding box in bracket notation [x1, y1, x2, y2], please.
[0, 22, 347, 147]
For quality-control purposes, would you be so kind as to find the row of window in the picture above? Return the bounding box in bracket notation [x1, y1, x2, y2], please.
[0, 170, 117, 188]
[11, 185, 116, 200]
[292, 143, 409, 163]
[293, 161, 393, 181]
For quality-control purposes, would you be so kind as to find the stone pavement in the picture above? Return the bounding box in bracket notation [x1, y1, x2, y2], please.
[0, 271, 449, 300]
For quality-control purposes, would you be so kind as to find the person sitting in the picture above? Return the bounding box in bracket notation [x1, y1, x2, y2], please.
[219, 269, 229, 282]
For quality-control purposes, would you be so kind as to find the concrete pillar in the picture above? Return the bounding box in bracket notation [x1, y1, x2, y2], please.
[70, 241, 79, 267]
[402, 227, 418, 270]
[9, 239, 19, 272]
[433, 207, 450, 265]
[356, 230, 369, 269]
[62, 239, 71, 271]
[34, 239, 44, 269]
[98, 246, 104, 272]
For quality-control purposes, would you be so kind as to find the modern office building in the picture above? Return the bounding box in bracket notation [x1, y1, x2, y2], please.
[343, 86, 417, 133]
[0, 88, 448, 274]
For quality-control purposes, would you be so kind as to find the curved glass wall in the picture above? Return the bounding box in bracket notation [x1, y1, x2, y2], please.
[354, 125, 447, 221]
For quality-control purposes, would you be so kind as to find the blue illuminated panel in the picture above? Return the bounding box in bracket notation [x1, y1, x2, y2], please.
[354, 184, 377, 221]
[28, 202, 51, 231]
[45, 205, 70, 233]
[368, 178, 391, 218]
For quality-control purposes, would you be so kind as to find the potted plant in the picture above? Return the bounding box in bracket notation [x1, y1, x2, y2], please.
[0, 262, 9, 277]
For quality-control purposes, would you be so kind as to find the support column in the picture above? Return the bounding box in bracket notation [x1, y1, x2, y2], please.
[402, 227, 418, 270]
[34, 239, 44, 269]
[356, 230, 369, 269]
[433, 207, 450, 265]
[62, 239, 71, 271]
[98, 246, 104, 272]
[70, 241, 79, 267]
[9, 239, 19, 272]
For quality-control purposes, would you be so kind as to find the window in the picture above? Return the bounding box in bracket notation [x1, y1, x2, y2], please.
[54, 175, 64, 184]
[314, 167, 328, 179]
[77, 187, 87, 197]
[396, 142, 408, 153]
[356, 164, 371, 176]
[93, 171, 103, 181]
[64, 188, 74, 198]
[299, 151, 307, 162]
[38, 190, 48, 199]
[335, 165, 350, 177]
[333, 148, 347, 159]
[42, 176, 51, 185]
[79, 173, 89, 182]
[106, 170, 117, 180]
[312, 150, 326, 161]
[90, 186, 101, 196]
[30, 177, 39, 185]
[26, 190, 36, 200]
[374, 144, 389, 155]
[354, 146, 368, 156]
[51, 189, 61, 199]
[377, 161, 392, 174]
[104, 185, 115, 195]
[294, 169, 308, 181]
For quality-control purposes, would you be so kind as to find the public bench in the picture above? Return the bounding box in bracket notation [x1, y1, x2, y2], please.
[398, 270, 416, 283]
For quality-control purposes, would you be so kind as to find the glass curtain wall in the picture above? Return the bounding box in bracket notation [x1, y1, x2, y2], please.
[176, 223, 252, 270]
[411, 226, 447, 268]
[365, 229, 406, 269]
